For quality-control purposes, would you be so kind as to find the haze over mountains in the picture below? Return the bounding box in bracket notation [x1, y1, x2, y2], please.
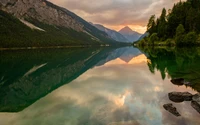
[93, 24, 142, 43]
[119, 26, 142, 42]
[93, 24, 130, 43]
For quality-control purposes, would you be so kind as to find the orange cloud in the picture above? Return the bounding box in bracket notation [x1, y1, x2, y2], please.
[49, 0, 185, 34]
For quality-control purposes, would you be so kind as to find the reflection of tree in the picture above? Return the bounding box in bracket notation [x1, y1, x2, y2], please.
[148, 62, 155, 74]
[139, 47, 200, 117]
[139, 47, 200, 92]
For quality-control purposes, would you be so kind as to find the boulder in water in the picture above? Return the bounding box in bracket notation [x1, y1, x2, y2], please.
[168, 92, 193, 103]
[163, 103, 181, 117]
[191, 93, 200, 114]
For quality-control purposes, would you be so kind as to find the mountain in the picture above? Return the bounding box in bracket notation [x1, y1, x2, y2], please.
[137, 32, 149, 41]
[119, 47, 141, 63]
[0, 0, 119, 48]
[119, 26, 142, 42]
[96, 47, 141, 66]
[93, 24, 130, 43]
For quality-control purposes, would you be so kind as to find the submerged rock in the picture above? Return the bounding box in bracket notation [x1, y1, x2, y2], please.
[163, 103, 181, 117]
[191, 93, 200, 114]
[171, 78, 191, 86]
[168, 92, 193, 103]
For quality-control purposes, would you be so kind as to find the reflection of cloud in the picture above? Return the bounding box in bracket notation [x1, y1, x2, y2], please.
[154, 86, 163, 92]
[0, 53, 199, 125]
[114, 90, 130, 107]
[104, 54, 147, 65]
[104, 58, 127, 65]
[128, 54, 147, 64]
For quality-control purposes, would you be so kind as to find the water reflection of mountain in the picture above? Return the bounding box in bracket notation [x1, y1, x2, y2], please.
[140, 47, 200, 92]
[0, 48, 116, 112]
[96, 47, 141, 66]
[0, 47, 143, 112]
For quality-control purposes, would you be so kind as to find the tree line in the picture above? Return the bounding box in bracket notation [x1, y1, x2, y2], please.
[139, 0, 200, 46]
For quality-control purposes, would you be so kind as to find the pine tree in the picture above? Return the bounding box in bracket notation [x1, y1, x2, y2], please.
[147, 15, 156, 35]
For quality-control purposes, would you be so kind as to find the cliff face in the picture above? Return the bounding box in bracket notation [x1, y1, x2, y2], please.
[0, 0, 83, 31]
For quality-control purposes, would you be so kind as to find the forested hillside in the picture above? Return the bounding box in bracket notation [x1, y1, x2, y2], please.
[0, 10, 102, 48]
[139, 0, 200, 46]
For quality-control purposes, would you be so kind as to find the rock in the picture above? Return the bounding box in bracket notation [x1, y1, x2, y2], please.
[171, 78, 191, 86]
[163, 103, 181, 117]
[171, 78, 185, 86]
[193, 93, 200, 102]
[168, 92, 193, 103]
[191, 101, 200, 114]
[191, 93, 200, 114]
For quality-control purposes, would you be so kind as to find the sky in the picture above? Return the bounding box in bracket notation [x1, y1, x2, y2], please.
[49, 0, 182, 34]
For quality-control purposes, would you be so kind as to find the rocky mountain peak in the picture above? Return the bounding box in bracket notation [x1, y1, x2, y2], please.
[118, 26, 142, 42]
[93, 24, 130, 43]
[119, 26, 133, 34]
[0, 0, 84, 31]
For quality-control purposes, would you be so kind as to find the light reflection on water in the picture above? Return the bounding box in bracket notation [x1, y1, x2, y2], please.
[0, 47, 200, 125]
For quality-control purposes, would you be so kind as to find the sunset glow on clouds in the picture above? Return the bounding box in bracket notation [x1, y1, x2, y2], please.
[48, 0, 184, 33]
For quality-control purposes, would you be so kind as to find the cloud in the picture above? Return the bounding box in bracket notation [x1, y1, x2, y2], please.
[48, 0, 183, 33]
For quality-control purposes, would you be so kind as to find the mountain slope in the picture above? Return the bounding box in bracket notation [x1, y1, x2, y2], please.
[0, 0, 118, 48]
[119, 26, 142, 42]
[93, 24, 129, 43]
[137, 32, 149, 41]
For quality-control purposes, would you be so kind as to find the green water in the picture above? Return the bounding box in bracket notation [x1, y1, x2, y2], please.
[0, 47, 200, 125]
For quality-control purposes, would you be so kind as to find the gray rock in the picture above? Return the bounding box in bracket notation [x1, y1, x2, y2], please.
[191, 93, 200, 114]
[168, 92, 193, 103]
[163, 103, 181, 117]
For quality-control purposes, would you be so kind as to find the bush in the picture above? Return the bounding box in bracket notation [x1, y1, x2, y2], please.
[175, 24, 185, 46]
[183, 32, 197, 45]
[149, 33, 159, 45]
[197, 34, 200, 43]
[138, 39, 146, 46]
[176, 24, 185, 37]
[166, 38, 175, 46]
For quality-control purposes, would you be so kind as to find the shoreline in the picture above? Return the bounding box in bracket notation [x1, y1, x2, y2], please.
[0, 46, 92, 51]
[0, 45, 114, 51]
[0, 44, 131, 51]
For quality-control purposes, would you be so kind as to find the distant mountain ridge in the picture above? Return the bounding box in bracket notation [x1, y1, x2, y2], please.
[119, 26, 142, 42]
[137, 32, 149, 41]
[93, 24, 130, 43]
[0, 0, 122, 48]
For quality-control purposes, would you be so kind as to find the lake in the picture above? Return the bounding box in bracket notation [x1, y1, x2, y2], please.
[0, 47, 200, 125]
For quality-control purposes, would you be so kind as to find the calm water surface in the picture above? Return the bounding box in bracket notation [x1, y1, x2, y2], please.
[0, 47, 200, 125]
